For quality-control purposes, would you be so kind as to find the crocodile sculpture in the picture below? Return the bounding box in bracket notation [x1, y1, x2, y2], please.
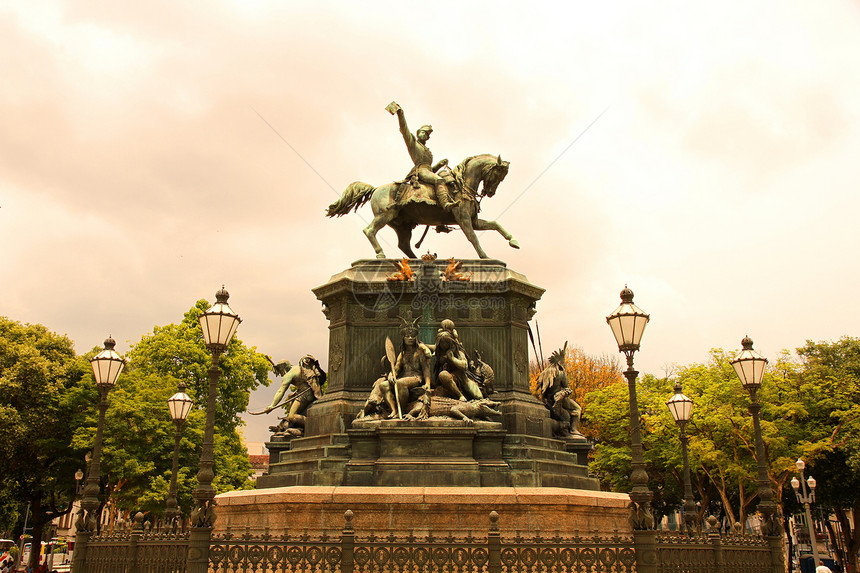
[406, 396, 502, 424]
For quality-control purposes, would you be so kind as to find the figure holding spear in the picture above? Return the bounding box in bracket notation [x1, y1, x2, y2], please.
[250, 355, 325, 437]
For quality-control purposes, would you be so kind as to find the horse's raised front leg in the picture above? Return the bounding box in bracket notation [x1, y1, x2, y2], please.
[391, 225, 417, 258]
[454, 209, 489, 259]
[363, 210, 398, 258]
[474, 218, 520, 249]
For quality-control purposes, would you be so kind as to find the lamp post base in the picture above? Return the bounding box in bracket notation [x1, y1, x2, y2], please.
[186, 527, 213, 573]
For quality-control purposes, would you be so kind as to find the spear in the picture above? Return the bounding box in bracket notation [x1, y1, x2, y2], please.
[385, 336, 402, 419]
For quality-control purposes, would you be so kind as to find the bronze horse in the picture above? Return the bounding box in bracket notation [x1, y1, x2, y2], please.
[326, 154, 519, 259]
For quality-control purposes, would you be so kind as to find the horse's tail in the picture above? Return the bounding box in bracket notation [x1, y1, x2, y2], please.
[326, 182, 375, 217]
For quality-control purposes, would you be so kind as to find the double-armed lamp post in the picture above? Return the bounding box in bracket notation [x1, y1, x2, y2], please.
[791, 458, 821, 568]
[606, 286, 653, 530]
[187, 287, 241, 573]
[72, 337, 126, 573]
[666, 383, 696, 532]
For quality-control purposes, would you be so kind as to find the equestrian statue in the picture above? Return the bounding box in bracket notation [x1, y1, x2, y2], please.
[326, 101, 520, 259]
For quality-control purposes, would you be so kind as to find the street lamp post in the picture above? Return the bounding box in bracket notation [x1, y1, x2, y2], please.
[606, 286, 653, 529]
[729, 336, 779, 534]
[791, 458, 821, 569]
[666, 382, 697, 532]
[186, 287, 241, 573]
[74, 469, 84, 496]
[72, 337, 125, 573]
[730, 336, 784, 573]
[164, 383, 193, 531]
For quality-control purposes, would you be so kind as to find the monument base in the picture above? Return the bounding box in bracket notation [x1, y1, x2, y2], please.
[258, 429, 600, 490]
[345, 419, 509, 487]
[216, 486, 632, 537]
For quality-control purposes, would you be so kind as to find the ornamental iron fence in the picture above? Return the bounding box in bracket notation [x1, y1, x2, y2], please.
[655, 527, 772, 573]
[85, 523, 189, 573]
[78, 510, 780, 573]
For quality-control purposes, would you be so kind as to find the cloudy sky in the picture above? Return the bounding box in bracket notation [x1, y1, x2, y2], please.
[3, 1, 859, 443]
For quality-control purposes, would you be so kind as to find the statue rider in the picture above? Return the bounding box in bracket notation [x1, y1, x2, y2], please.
[386, 101, 455, 211]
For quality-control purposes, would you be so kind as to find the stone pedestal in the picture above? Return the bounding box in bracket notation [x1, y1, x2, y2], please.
[258, 258, 600, 491]
[345, 420, 509, 487]
[308, 258, 549, 438]
[564, 437, 594, 466]
[216, 486, 632, 537]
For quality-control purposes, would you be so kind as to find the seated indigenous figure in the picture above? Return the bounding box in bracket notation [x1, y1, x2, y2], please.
[537, 342, 583, 439]
[265, 355, 326, 436]
[357, 318, 432, 420]
[432, 319, 484, 401]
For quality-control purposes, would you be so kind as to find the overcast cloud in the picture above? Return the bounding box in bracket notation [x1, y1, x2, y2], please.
[2, 1, 859, 443]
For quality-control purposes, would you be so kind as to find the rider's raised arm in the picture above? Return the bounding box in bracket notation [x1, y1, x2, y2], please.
[396, 108, 415, 148]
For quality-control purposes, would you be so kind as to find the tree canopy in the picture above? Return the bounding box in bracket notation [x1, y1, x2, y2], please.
[2, 298, 271, 568]
[795, 337, 860, 572]
[0, 318, 89, 568]
[71, 299, 271, 523]
[584, 339, 860, 572]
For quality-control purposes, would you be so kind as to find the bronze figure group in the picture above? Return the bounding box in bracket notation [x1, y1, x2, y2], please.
[261, 102, 588, 440]
[356, 318, 498, 423]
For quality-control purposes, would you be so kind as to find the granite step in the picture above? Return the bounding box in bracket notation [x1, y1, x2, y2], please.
[268, 458, 322, 474]
[503, 434, 568, 451]
[263, 456, 350, 486]
[256, 471, 312, 488]
[502, 444, 576, 463]
[284, 433, 350, 450]
[280, 444, 350, 462]
[506, 458, 590, 476]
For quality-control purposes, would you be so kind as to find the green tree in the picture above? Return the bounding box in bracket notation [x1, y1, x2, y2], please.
[796, 337, 860, 573]
[0, 318, 89, 570]
[128, 300, 270, 429]
[0, 487, 19, 537]
[71, 300, 270, 524]
[585, 373, 688, 524]
[586, 349, 829, 533]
